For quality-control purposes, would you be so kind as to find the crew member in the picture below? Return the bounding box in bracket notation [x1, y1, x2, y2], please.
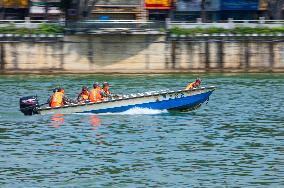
[49, 88, 69, 107]
[47, 87, 59, 104]
[77, 86, 90, 102]
[89, 82, 102, 102]
[185, 78, 202, 90]
[101, 82, 111, 100]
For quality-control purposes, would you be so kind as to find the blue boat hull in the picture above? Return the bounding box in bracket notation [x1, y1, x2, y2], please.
[83, 90, 213, 114]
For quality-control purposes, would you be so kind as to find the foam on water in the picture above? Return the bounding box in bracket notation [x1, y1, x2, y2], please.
[116, 107, 168, 115]
[76, 107, 168, 116]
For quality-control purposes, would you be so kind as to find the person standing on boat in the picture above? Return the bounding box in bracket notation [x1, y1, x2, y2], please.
[49, 88, 70, 107]
[77, 86, 90, 103]
[185, 78, 202, 90]
[101, 82, 111, 100]
[89, 82, 102, 102]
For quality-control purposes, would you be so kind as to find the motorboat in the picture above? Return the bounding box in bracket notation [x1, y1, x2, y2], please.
[19, 86, 216, 115]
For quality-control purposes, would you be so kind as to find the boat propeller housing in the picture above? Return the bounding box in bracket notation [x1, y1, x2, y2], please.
[19, 96, 39, 116]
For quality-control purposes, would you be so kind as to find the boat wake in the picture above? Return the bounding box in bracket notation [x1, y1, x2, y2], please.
[76, 107, 168, 116]
[116, 107, 168, 115]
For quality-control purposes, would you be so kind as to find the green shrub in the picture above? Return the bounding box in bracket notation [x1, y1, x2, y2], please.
[0, 23, 64, 34]
[169, 26, 284, 35]
[37, 24, 64, 34]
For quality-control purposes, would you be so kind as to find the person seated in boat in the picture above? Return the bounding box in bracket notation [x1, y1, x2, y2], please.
[89, 82, 102, 102]
[101, 82, 111, 100]
[77, 86, 90, 103]
[49, 88, 70, 107]
[185, 78, 202, 90]
[47, 87, 59, 104]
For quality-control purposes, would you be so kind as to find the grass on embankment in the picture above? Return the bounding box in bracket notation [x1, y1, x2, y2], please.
[0, 24, 64, 34]
[169, 27, 284, 35]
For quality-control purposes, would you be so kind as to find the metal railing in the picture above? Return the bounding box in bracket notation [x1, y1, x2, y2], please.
[0, 19, 165, 31]
[65, 20, 166, 32]
[0, 19, 64, 28]
[169, 19, 284, 24]
[1, 18, 284, 31]
[167, 18, 284, 29]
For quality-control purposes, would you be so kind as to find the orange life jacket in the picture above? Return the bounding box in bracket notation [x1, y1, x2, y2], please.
[89, 87, 102, 102]
[185, 82, 196, 90]
[50, 91, 64, 107]
[78, 91, 89, 101]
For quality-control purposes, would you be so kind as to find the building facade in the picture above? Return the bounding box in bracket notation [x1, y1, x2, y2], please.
[145, 0, 172, 21]
[219, 0, 260, 20]
[175, 0, 220, 21]
[29, 0, 63, 20]
[174, 0, 263, 22]
[0, 0, 29, 19]
[0, 0, 283, 22]
[89, 0, 146, 20]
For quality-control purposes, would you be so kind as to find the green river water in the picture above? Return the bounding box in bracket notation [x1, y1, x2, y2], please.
[0, 73, 283, 187]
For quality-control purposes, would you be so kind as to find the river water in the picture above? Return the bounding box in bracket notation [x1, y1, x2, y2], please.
[0, 73, 283, 187]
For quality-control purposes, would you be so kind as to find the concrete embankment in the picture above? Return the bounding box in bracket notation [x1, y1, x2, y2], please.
[0, 34, 284, 73]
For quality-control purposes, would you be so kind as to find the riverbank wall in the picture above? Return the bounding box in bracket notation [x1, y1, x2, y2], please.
[1, 34, 284, 73]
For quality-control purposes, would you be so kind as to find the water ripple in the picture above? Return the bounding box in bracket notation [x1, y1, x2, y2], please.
[0, 73, 283, 187]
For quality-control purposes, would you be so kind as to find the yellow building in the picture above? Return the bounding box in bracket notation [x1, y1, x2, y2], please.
[2, 0, 28, 8]
[0, 0, 29, 19]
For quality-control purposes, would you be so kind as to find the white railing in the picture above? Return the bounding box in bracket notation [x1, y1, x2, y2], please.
[169, 20, 284, 24]
[65, 20, 165, 30]
[0, 20, 63, 23]
[0, 19, 161, 29]
[167, 18, 284, 29]
[0, 19, 64, 28]
[75, 20, 154, 23]
[1, 18, 284, 30]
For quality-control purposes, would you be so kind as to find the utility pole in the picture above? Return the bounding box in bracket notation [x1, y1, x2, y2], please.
[77, 0, 98, 20]
[0, 0, 5, 19]
[201, 0, 207, 22]
[169, 0, 176, 21]
[44, 0, 49, 20]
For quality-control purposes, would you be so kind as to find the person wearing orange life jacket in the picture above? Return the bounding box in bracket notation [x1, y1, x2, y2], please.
[47, 87, 59, 104]
[101, 82, 111, 100]
[77, 86, 90, 103]
[185, 78, 202, 90]
[49, 88, 69, 107]
[89, 82, 102, 102]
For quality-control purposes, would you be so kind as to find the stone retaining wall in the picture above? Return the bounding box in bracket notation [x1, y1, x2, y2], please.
[0, 34, 284, 73]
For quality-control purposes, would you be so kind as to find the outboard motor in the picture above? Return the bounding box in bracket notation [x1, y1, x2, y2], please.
[19, 96, 39, 116]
